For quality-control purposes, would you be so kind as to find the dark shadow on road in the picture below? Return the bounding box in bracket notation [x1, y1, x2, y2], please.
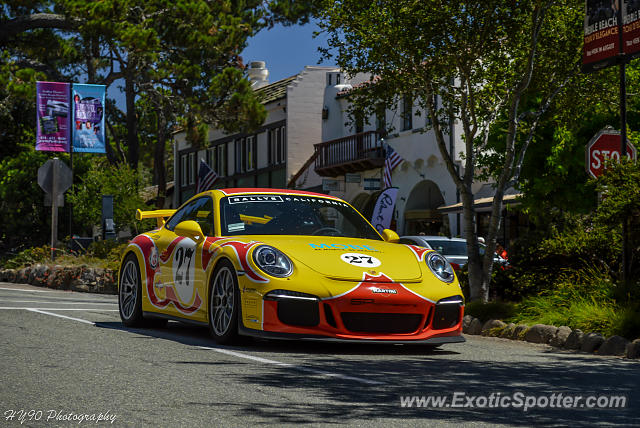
[95, 321, 639, 427]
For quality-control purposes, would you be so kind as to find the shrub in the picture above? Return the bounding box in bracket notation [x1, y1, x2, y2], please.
[67, 160, 150, 236]
[465, 300, 517, 322]
[1, 245, 50, 269]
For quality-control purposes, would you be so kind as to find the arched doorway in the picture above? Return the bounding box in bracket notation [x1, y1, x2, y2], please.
[351, 191, 379, 221]
[404, 180, 449, 235]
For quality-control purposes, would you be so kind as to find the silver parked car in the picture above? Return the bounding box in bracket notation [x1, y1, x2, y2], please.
[399, 235, 507, 270]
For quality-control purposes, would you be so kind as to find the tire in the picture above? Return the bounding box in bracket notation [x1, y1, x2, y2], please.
[208, 259, 240, 344]
[119, 253, 144, 327]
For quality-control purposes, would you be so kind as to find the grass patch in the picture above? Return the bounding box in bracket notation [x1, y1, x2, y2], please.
[505, 295, 640, 340]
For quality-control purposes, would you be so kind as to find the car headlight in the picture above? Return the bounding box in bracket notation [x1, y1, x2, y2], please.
[426, 252, 455, 283]
[252, 245, 293, 277]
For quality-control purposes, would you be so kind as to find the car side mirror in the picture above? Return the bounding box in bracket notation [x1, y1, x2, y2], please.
[381, 229, 399, 243]
[175, 220, 204, 241]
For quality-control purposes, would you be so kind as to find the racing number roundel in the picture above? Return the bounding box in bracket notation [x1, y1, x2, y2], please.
[340, 252, 381, 268]
[172, 238, 197, 303]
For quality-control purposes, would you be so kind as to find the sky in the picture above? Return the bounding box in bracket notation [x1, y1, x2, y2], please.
[241, 21, 334, 83]
[107, 22, 333, 108]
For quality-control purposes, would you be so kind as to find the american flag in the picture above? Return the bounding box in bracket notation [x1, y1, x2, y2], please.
[197, 158, 218, 193]
[383, 144, 403, 188]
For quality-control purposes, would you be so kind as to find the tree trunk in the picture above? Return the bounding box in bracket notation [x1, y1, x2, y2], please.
[154, 111, 168, 209]
[125, 73, 139, 169]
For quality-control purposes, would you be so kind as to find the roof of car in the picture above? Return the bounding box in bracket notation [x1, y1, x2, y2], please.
[215, 188, 343, 200]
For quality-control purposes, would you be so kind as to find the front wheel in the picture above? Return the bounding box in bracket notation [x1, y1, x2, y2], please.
[208, 260, 240, 344]
[119, 253, 143, 327]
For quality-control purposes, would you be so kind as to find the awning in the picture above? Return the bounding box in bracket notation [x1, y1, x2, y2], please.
[437, 193, 522, 213]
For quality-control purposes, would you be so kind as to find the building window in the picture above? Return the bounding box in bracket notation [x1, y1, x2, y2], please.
[269, 126, 286, 165]
[234, 136, 256, 174]
[336, 73, 341, 85]
[246, 135, 255, 171]
[327, 73, 332, 87]
[402, 94, 413, 131]
[207, 144, 228, 177]
[217, 144, 227, 176]
[188, 152, 196, 185]
[181, 154, 188, 187]
[234, 139, 244, 173]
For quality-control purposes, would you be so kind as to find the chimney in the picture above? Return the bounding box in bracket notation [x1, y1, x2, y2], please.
[248, 61, 269, 89]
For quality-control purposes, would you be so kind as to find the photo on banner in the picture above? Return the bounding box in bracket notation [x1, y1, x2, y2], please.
[36, 81, 70, 152]
[72, 83, 106, 153]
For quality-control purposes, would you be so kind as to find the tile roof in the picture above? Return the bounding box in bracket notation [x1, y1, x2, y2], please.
[254, 75, 297, 104]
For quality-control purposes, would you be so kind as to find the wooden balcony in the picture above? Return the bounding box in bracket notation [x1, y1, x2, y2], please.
[314, 131, 384, 177]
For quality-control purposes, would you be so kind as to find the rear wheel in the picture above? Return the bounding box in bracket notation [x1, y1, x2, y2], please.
[208, 260, 239, 344]
[119, 253, 143, 326]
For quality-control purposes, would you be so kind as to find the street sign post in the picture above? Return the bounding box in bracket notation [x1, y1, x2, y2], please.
[585, 129, 637, 179]
[38, 158, 73, 260]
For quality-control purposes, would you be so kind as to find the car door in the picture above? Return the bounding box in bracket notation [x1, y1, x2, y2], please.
[156, 196, 214, 322]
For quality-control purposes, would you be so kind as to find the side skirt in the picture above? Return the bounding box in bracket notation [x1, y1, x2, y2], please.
[143, 311, 209, 328]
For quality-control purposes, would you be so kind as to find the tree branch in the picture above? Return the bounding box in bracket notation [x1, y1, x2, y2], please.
[0, 13, 83, 44]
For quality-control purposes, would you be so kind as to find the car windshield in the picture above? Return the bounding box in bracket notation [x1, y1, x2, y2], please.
[220, 194, 382, 240]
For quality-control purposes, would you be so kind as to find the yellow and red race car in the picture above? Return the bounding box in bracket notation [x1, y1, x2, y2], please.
[118, 188, 465, 345]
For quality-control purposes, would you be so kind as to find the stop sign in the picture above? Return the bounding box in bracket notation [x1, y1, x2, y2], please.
[586, 129, 637, 179]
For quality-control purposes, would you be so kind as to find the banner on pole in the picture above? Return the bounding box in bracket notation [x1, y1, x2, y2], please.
[582, 0, 620, 72]
[371, 187, 398, 234]
[72, 83, 106, 153]
[623, 1, 640, 58]
[36, 81, 71, 152]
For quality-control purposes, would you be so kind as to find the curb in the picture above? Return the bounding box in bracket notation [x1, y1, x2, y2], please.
[463, 315, 640, 360]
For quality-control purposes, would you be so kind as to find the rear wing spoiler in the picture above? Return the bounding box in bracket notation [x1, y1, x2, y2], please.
[135, 209, 176, 227]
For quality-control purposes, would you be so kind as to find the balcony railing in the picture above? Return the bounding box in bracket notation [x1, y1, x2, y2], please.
[314, 131, 384, 177]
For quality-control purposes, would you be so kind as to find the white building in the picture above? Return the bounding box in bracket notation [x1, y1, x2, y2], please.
[172, 64, 518, 240]
[172, 62, 339, 206]
[292, 72, 470, 236]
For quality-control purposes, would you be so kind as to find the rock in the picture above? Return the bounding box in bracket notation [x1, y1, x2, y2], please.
[512, 324, 529, 340]
[467, 318, 483, 335]
[29, 264, 49, 287]
[524, 324, 558, 344]
[550, 326, 572, 348]
[598, 335, 629, 356]
[4, 269, 17, 283]
[481, 319, 506, 336]
[17, 267, 30, 284]
[462, 315, 474, 333]
[564, 329, 584, 350]
[626, 339, 640, 359]
[500, 323, 516, 338]
[581, 332, 605, 353]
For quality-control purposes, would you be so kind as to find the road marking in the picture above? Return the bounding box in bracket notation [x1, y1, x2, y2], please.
[2, 293, 116, 301]
[0, 307, 118, 311]
[0, 287, 55, 293]
[27, 309, 96, 325]
[198, 346, 384, 385]
[16, 303, 383, 386]
[2, 300, 116, 305]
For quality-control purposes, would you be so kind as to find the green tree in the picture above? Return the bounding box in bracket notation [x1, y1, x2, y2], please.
[318, 0, 584, 301]
[67, 160, 150, 236]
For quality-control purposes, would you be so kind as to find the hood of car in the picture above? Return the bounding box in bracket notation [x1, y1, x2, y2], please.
[248, 235, 424, 282]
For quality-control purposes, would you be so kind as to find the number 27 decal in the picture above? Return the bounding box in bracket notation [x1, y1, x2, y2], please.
[340, 252, 381, 267]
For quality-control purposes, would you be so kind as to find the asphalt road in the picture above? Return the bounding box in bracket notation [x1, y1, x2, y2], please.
[1, 282, 638, 427]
